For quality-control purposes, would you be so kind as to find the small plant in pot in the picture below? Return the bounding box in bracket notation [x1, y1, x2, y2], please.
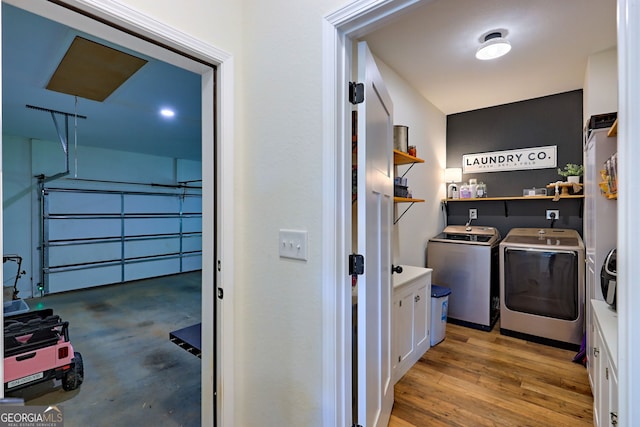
[558, 163, 584, 184]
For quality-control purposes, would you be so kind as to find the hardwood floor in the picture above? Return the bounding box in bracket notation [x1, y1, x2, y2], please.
[389, 322, 593, 426]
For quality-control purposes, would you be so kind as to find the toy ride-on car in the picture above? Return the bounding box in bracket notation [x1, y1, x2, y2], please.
[4, 308, 84, 393]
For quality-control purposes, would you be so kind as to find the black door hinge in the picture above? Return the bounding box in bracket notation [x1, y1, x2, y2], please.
[349, 82, 364, 104]
[217, 287, 224, 299]
[349, 253, 364, 276]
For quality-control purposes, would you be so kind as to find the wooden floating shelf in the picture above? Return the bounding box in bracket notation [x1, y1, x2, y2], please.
[608, 119, 618, 137]
[393, 150, 424, 165]
[444, 195, 584, 202]
[395, 197, 425, 203]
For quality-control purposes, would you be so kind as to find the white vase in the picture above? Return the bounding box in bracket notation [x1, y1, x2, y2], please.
[567, 176, 580, 184]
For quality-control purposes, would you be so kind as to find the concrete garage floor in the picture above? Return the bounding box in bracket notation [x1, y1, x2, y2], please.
[6, 271, 202, 427]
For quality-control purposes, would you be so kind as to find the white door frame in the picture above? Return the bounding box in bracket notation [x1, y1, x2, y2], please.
[323, 0, 639, 426]
[616, 1, 640, 425]
[0, 1, 234, 426]
[321, 1, 423, 425]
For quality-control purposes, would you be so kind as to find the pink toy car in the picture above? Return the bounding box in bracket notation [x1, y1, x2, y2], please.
[4, 309, 83, 392]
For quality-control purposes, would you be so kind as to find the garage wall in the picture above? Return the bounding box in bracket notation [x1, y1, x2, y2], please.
[2, 134, 202, 298]
[2, 135, 33, 299]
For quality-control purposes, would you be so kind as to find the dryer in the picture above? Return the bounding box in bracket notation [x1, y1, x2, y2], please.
[499, 228, 585, 349]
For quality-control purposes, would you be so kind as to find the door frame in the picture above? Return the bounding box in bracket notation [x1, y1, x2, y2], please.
[321, 1, 422, 425]
[323, 0, 640, 426]
[0, 1, 235, 425]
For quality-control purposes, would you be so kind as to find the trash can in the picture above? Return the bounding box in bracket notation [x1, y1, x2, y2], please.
[430, 284, 451, 346]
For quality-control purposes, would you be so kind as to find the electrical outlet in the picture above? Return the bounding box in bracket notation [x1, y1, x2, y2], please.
[469, 209, 477, 220]
[546, 209, 559, 220]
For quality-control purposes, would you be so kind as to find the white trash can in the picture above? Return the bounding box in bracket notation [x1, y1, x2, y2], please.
[430, 284, 451, 346]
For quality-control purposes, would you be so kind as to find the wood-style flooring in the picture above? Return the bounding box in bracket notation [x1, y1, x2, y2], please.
[389, 322, 593, 426]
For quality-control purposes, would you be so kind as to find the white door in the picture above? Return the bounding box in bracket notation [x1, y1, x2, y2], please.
[356, 41, 394, 427]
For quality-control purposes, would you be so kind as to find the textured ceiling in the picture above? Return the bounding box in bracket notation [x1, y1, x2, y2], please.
[362, 0, 617, 115]
[2, 1, 618, 163]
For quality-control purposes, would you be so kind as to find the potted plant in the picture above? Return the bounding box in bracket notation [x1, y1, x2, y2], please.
[558, 163, 584, 184]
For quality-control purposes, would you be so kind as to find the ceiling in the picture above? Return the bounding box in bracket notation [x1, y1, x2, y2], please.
[362, 0, 618, 115]
[2, 3, 202, 161]
[2, 1, 618, 163]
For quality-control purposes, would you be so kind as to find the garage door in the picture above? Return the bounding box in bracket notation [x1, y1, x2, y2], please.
[40, 186, 202, 294]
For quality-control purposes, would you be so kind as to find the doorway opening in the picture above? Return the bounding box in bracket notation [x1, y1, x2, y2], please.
[1, 1, 233, 425]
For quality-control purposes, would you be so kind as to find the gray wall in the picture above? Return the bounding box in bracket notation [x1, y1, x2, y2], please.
[445, 90, 584, 237]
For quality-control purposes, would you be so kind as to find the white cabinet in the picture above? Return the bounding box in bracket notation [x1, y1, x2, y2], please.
[591, 300, 618, 427]
[392, 266, 432, 383]
[584, 128, 617, 386]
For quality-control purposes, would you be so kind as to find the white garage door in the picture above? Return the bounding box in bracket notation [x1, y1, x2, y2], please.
[41, 186, 202, 294]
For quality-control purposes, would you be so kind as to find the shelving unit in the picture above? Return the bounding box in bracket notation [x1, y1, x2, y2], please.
[584, 127, 618, 421]
[607, 118, 618, 137]
[442, 194, 584, 218]
[393, 150, 425, 223]
[393, 150, 425, 166]
[444, 195, 584, 202]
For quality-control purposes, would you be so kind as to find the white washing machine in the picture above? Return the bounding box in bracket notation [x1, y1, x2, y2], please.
[427, 225, 501, 331]
[499, 228, 585, 349]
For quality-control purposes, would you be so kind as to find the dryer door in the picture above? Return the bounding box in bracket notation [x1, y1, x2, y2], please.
[503, 247, 579, 320]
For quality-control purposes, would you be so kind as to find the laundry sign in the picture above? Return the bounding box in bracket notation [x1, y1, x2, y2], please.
[462, 145, 557, 173]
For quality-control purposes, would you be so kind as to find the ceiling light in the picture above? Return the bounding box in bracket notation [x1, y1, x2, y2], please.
[160, 108, 175, 118]
[475, 31, 511, 60]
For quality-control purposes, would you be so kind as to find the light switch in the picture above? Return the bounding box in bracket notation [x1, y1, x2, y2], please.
[279, 229, 308, 261]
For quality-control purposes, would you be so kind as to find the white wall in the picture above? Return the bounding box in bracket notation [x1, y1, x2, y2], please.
[235, 0, 345, 424]
[376, 58, 447, 268]
[584, 47, 618, 120]
[119, 0, 348, 425]
[2, 134, 201, 298]
[107, 1, 438, 426]
[95, 1, 640, 426]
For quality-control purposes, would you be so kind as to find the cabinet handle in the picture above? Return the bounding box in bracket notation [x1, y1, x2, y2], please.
[611, 411, 618, 425]
[593, 347, 600, 357]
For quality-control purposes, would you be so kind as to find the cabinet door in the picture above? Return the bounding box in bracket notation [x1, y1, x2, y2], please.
[414, 282, 428, 349]
[395, 290, 415, 365]
[595, 324, 611, 427]
[587, 258, 596, 389]
[593, 324, 603, 426]
[608, 358, 618, 427]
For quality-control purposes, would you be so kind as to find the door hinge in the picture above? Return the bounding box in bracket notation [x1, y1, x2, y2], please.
[349, 82, 364, 104]
[217, 287, 224, 299]
[349, 253, 364, 276]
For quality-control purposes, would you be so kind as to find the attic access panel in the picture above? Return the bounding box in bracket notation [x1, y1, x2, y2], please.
[46, 36, 147, 102]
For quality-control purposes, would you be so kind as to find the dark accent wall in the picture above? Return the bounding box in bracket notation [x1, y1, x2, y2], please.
[445, 90, 584, 237]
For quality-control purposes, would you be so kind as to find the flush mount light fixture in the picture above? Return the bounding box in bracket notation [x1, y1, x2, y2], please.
[475, 31, 511, 60]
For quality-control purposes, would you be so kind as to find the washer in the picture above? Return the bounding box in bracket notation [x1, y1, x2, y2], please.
[427, 225, 501, 331]
[499, 228, 585, 349]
